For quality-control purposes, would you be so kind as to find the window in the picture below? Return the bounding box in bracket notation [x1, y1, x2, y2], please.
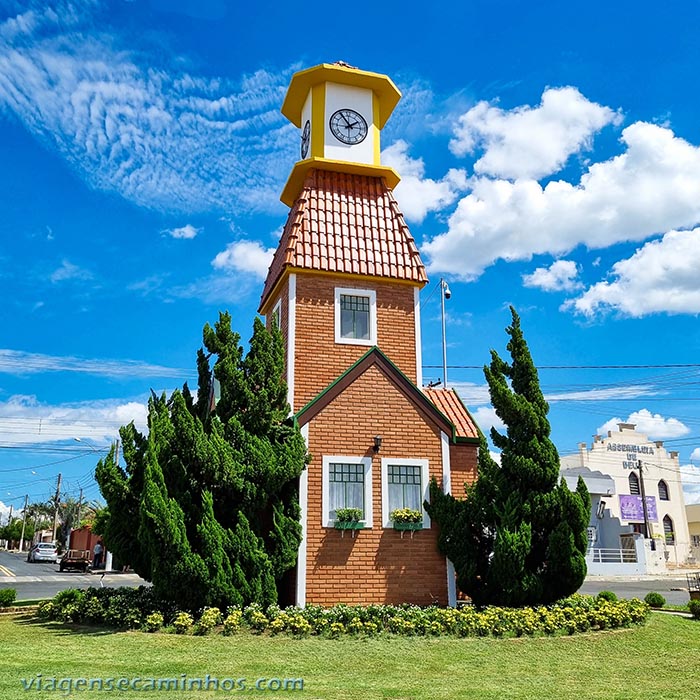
[628, 472, 640, 495]
[658, 480, 670, 501]
[663, 515, 675, 544]
[334, 287, 376, 346]
[388, 464, 422, 512]
[692, 535, 700, 548]
[381, 458, 430, 528]
[322, 456, 372, 527]
[271, 299, 282, 331]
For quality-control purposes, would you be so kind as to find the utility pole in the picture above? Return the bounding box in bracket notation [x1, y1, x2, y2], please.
[76, 488, 83, 528]
[18, 495, 28, 552]
[7, 504, 12, 526]
[440, 278, 451, 388]
[51, 473, 62, 543]
[637, 460, 651, 539]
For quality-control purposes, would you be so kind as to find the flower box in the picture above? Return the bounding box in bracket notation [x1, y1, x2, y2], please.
[392, 521, 423, 532]
[334, 521, 365, 530]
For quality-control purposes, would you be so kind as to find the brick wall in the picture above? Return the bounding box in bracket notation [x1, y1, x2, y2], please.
[292, 273, 418, 411]
[449, 442, 478, 498]
[302, 364, 449, 606]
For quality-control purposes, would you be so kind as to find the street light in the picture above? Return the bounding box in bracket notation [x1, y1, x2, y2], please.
[440, 278, 451, 388]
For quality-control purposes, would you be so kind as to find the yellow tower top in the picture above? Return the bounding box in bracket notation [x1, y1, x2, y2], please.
[280, 62, 402, 207]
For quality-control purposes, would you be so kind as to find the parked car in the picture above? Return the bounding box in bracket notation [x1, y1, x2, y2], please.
[26, 542, 58, 563]
[59, 549, 92, 572]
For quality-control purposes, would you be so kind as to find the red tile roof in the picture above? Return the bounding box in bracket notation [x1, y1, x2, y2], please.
[259, 169, 427, 311]
[423, 388, 480, 440]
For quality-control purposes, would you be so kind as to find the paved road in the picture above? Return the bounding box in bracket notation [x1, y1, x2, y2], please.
[1, 549, 696, 606]
[0, 550, 148, 600]
[580, 576, 693, 606]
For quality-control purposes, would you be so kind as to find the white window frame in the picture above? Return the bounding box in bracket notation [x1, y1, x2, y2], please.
[334, 287, 377, 346]
[322, 455, 373, 528]
[381, 457, 430, 529]
[271, 298, 282, 331]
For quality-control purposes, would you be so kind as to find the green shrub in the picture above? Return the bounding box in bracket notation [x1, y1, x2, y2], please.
[195, 607, 222, 635]
[0, 589, 17, 607]
[596, 590, 617, 602]
[144, 612, 164, 632]
[644, 591, 666, 608]
[688, 599, 700, 620]
[172, 612, 194, 634]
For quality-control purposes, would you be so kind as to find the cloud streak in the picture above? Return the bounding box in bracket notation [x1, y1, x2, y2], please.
[0, 1, 296, 216]
[0, 349, 191, 379]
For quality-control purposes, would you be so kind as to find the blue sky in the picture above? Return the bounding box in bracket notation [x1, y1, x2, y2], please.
[1, 0, 700, 519]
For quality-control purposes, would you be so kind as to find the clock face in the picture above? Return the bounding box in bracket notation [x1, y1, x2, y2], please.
[300, 120, 310, 159]
[329, 109, 368, 145]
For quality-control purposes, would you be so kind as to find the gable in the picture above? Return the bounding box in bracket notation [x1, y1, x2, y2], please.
[296, 347, 471, 442]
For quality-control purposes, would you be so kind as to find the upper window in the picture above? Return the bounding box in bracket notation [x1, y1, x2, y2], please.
[381, 458, 430, 528]
[271, 299, 282, 331]
[658, 480, 670, 501]
[321, 456, 372, 527]
[334, 287, 376, 346]
[628, 472, 640, 495]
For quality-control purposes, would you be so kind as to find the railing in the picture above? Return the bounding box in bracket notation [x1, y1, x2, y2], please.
[588, 547, 637, 564]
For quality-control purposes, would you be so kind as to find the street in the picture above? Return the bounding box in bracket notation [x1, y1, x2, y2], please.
[1, 549, 695, 606]
[0, 550, 148, 600]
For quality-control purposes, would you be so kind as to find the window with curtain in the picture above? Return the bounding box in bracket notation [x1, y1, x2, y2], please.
[329, 462, 365, 519]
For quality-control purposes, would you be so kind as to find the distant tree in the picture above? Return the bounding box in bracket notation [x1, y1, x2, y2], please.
[95, 313, 308, 610]
[0, 518, 35, 544]
[428, 307, 590, 606]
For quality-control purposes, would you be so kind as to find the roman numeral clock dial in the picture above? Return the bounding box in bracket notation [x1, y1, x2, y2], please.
[329, 108, 368, 145]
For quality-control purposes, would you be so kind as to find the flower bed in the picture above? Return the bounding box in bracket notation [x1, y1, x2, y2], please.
[37, 588, 651, 638]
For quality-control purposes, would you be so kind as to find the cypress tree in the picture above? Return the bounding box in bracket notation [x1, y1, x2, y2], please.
[428, 307, 590, 606]
[95, 313, 307, 610]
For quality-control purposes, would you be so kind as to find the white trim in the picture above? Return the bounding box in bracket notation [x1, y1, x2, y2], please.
[321, 455, 373, 528]
[381, 457, 431, 528]
[414, 287, 423, 388]
[287, 274, 296, 411]
[441, 431, 451, 495]
[441, 430, 456, 607]
[334, 286, 377, 346]
[272, 298, 282, 331]
[296, 423, 309, 607]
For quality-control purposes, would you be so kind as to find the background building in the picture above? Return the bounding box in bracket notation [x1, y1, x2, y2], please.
[561, 422, 692, 568]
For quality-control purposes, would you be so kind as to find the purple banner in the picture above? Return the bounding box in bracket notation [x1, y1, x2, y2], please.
[619, 495, 657, 522]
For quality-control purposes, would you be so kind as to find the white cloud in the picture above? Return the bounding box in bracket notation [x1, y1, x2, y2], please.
[471, 406, 505, 436]
[50, 259, 92, 283]
[449, 87, 621, 180]
[382, 140, 467, 223]
[691, 448, 700, 462]
[680, 463, 700, 505]
[0, 501, 10, 522]
[165, 224, 199, 240]
[522, 259, 582, 292]
[212, 240, 275, 280]
[567, 228, 700, 317]
[452, 382, 490, 405]
[596, 409, 690, 440]
[0, 3, 295, 215]
[0, 349, 189, 379]
[0, 394, 147, 446]
[424, 122, 700, 279]
[546, 386, 656, 402]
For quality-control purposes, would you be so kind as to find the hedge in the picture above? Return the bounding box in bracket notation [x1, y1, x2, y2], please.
[36, 587, 651, 638]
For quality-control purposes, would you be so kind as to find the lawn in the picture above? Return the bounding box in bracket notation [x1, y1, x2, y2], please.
[1, 613, 698, 700]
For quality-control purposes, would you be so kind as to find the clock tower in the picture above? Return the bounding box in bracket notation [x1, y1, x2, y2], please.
[279, 62, 401, 206]
[259, 63, 479, 608]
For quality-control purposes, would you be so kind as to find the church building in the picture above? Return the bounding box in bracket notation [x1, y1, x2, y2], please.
[259, 63, 480, 607]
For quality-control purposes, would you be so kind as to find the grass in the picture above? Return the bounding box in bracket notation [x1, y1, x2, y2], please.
[1, 613, 698, 700]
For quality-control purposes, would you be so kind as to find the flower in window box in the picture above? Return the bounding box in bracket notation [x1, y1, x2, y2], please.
[390, 508, 423, 531]
[334, 508, 364, 530]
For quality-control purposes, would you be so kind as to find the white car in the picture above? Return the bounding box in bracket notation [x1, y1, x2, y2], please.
[27, 542, 58, 563]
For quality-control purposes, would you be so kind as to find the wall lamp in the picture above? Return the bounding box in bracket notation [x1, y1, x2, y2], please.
[373, 435, 382, 453]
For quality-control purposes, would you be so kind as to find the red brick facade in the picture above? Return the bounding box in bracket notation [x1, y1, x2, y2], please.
[301, 364, 453, 605]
